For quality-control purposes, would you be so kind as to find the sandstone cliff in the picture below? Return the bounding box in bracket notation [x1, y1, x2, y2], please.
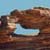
[0, 7, 50, 50]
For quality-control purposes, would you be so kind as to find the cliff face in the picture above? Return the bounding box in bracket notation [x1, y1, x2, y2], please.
[0, 7, 50, 50]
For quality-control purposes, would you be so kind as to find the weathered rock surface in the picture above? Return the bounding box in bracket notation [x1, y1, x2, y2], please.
[0, 7, 50, 50]
[10, 7, 50, 34]
[0, 33, 50, 50]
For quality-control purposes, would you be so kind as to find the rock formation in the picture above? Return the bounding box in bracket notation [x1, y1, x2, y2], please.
[10, 7, 50, 34]
[0, 7, 50, 50]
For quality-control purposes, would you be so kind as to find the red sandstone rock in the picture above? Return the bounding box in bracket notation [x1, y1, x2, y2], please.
[0, 7, 50, 50]
[10, 7, 50, 34]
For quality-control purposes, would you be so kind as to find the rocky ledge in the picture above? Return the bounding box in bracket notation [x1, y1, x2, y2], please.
[0, 33, 50, 50]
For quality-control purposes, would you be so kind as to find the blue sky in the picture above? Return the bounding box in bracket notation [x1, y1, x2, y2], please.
[0, 0, 50, 35]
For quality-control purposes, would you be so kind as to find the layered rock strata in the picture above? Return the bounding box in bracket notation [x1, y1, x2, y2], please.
[0, 7, 50, 50]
